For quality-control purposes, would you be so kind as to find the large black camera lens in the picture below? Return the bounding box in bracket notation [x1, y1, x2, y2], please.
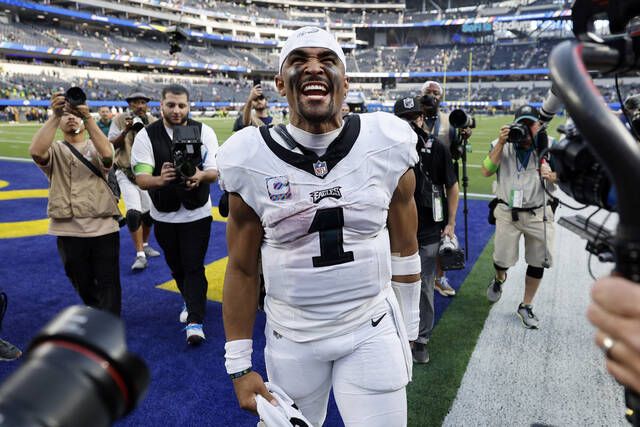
[0, 306, 149, 427]
[65, 87, 87, 107]
[508, 123, 529, 144]
[449, 109, 476, 129]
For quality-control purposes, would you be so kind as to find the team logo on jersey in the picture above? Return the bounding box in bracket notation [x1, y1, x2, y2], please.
[266, 176, 291, 201]
[313, 160, 328, 178]
[309, 186, 342, 204]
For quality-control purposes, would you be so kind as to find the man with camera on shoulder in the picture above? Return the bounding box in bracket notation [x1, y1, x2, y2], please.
[420, 80, 470, 297]
[30, 90, 122, 315]
[481, 105, 557, 329]
[109, 92, 161, 271]
[131, 84, 219, 345]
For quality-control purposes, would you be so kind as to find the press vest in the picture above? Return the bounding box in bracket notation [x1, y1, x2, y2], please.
[146, 119, 209, 212]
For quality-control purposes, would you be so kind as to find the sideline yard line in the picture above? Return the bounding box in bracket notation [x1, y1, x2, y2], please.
[0, 156, 31, 162]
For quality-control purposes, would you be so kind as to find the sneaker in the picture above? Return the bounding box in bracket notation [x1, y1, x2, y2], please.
[0, 339, 21, 361]
[517, 303, 539, 329]
[412, 342, 430, 364]
[435, 276, 456, 297]
[143, 245, 161, 258]
[131, 255, 147, 271]
[486, 274, 506, 303]
[185, 323, 205, 345]
[179, 304, 188, 324]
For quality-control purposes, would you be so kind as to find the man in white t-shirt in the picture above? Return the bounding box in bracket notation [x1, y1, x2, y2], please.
[218, 27, 421, 426]
[131, 84, 219, 345]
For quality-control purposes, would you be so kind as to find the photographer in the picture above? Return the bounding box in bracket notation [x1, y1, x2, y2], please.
[109, 92, 160, 271]
[131, 84, 219, 345]
[233, 83, 274, 131]
[481, 105, 557, 329]
[29, 91, 122, 315]
[420, 80, 469, 297]
[394, 96, 459, 364]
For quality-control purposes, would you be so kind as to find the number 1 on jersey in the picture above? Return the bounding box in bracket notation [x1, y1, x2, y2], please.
[308, 207, 354, 267]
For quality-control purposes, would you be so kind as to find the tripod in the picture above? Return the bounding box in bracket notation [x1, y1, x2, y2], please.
[452, 132, 470, 261]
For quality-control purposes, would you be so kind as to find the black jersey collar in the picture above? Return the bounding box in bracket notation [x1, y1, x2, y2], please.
[259, 114, 361, 179]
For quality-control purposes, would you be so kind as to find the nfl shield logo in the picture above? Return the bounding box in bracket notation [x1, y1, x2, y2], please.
[313, 160, 328, 177]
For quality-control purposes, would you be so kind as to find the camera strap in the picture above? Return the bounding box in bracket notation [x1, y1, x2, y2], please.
[62, 140, 117, 198]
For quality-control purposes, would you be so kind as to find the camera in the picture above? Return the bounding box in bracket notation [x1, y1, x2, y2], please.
[65, 87, 87, 107]
[172, 125, 203, 179]
[130, 115, 145, 132]
[548, 119, 615, 211]
[449, 109, 476, 129]
[507, 123, 530, 145]
[0, 306, 149, 427]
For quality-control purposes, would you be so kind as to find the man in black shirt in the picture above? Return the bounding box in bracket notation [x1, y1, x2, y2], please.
[394, 96, 459, 364]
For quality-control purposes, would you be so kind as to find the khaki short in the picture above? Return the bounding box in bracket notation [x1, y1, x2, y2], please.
[493, 204, 555, 269]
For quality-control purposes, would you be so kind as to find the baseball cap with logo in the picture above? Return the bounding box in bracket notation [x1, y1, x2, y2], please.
[514, 105, 539, 123]
[393, 96, 422, 118]
[278, 27, 346, 74]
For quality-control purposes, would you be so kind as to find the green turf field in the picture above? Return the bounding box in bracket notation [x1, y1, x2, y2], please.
[0, 114, 565, 195]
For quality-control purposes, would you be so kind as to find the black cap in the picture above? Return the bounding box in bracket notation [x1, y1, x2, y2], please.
[393, 96, 422, 117]
[514, 105, 539, 123]
[125, 92, 151, 103]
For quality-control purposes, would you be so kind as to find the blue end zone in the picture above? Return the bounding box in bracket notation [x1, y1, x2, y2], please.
[0, 160, 492, 426]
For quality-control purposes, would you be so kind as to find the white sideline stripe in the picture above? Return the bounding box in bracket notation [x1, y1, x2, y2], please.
[444, 199, 624, 426]
[0, 156, 32, 162]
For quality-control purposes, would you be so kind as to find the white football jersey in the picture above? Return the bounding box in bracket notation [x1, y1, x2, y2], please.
[218, 112, 418, 341]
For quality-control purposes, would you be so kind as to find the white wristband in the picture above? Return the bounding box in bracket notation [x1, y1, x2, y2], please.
[391, 252, 421, 276]
[224, 339, 253, 374]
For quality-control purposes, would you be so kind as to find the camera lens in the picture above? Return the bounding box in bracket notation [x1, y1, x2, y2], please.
[131, 117, 145, 132]
[508, 124, 528, 143]
[65, 87, 87, 107]
[0, 306, 149, 427]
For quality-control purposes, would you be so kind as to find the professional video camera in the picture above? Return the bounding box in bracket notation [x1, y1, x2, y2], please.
[0, 306, 149, 427]
[172, 125, 203, 179]
[549, 0, 640, 422]
[549, 120, 616, 211]
[623, 95, 640, 137]
[65, 87, 87, 107]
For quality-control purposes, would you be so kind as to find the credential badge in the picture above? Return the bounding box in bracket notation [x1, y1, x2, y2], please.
[265, 176, 291, 201]
[313, 160, 328, 178]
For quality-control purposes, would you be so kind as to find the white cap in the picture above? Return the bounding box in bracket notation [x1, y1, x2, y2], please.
[278, 27, 346, 74]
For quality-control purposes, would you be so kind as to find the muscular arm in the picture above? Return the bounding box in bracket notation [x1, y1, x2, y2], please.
[29, 115, 60, 165]
[481, 126, 509, 177]
[388, 169, 420, 284]
[223, 193, 274, 413]
[223, 193, 263, 340]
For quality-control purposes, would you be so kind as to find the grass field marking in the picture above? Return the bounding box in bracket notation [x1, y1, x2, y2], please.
[0, 139, 31, 144]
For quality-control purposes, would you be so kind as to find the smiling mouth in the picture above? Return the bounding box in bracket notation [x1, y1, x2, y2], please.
[300, 81, 329, 99]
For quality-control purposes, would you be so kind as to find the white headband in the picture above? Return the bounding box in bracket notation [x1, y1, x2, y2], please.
[278, 26, 346, 74]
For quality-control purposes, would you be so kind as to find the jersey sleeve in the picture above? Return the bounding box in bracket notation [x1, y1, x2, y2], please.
[201, 124, 219, 172]
[131, 128, 155, 175]
[216, 127, 260, 196]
